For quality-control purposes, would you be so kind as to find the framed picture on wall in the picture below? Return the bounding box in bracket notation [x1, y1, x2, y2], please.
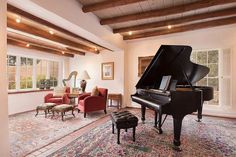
[138, 56, 153, 77]
[101, 62, 114, 80]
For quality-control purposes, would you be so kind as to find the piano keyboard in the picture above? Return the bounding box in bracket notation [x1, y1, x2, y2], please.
[138, 88, 170, 96]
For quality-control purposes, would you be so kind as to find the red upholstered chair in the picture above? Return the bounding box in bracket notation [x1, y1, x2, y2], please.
[78, 88, 108, 118]
[44, 87, 70, 105]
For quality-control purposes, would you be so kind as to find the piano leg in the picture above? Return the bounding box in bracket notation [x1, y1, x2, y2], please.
[154, 110, 163, 134]
[173, 117, 183, 151]
[141, 106, 146, 123]
[197, 103, 203, 122]
[157, 110, 163, 134]
[154, 111, 157, 127]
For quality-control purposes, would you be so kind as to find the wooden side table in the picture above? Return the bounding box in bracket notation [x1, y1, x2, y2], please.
[107, 93, 122, 109]
[68, 93, 81, 104]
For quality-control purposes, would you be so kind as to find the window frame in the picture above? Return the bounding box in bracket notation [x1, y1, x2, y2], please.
[191, 48, 220, 106]
[36, 59, 48, 88]
[7, 53, 61, 92]
[7, 55, 17, 90]
[20, 56, 34, 90]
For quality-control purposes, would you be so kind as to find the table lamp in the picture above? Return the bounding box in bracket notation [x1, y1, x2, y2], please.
[78, 70, 90, 92]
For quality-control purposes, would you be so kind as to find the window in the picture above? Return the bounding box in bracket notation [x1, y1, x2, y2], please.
[7, 55, 17, 90]
[6, 55, 60, 91]
[36, 59, 47, 88]
[20, 57, 33, 89]
[49, 61, 59, 87]
[191, 50, 219, 105]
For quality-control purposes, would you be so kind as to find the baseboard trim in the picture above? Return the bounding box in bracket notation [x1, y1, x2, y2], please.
[9, 109, 35, 117]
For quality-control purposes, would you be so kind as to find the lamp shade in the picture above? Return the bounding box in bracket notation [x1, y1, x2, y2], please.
[78, 70, 90, 80]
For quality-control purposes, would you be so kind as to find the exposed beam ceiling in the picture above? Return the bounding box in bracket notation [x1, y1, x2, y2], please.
[7, 38, 74, 57]
[7, 4, 111, 51]
[7, 17, 100, 54]
[100, 0, 236, 25]
[8, 33, 86, 55]
[123, 16, 236, 40]
[78, 0, 236, 40]
[8, 35, 86, 56]
[114, 7, 236, 33]
[82, 0, 147, 13]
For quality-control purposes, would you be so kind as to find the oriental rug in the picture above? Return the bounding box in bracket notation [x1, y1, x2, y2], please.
[49, 112, 236, 157]
[9, 108, 116, 157]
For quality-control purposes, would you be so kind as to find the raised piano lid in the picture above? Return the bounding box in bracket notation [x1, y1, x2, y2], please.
[136, 45, 210, 89]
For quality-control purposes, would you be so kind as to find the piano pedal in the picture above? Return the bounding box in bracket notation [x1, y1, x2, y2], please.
[172, 145, 182, 152]
[154, 127, 163, 134]
[196, 119, 201, 122]
[158, 128, 163, 134]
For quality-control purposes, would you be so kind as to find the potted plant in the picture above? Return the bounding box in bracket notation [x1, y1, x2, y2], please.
[39, 79, 45, 89]
[45, 79, 51, 89]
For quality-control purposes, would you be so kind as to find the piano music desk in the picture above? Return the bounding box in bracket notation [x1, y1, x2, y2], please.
[108, 93, 122, 109]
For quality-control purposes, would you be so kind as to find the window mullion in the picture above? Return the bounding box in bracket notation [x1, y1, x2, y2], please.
[16, 56, 20, 90]
[46, 61, 50, 79]
[32, 59, 36, 89]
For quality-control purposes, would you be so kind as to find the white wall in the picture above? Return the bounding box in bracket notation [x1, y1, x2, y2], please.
[0, 0, 9, 156]
[70, 50, 125, 105]
[125, 24, 236, 118]
[8, 91, 53, 115]
[7, 45, 70, 115]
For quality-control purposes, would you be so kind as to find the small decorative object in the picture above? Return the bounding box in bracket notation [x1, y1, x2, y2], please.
[78, 70, 90, 93]
[39, 79, 45, 89]
[91, 86, 99, 96]
[101, 62, 114, 80]
[45, 79, 51, 89]
[138, 56, 153, 77]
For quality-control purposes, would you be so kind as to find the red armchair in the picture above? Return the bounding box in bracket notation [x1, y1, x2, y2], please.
[78, 88, 108, 118]
[44, 87, 70, 105]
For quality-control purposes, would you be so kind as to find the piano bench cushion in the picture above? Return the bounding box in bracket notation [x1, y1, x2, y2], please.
[111, 111, 138, 129]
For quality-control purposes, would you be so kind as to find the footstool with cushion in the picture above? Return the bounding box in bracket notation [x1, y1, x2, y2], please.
[51, 104, 75, 121]
[35, 103, 56, 118]
[110, 111, 138, 144]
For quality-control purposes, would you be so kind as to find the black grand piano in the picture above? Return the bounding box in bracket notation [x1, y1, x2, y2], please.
[131, 45, 213, 150]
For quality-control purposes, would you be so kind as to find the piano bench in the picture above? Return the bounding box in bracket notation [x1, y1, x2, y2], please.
[110, 111, 138, 144]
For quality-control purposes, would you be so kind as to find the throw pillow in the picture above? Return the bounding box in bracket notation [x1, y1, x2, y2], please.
[53, 86, 66, 97]
[91, 86, 99, 96]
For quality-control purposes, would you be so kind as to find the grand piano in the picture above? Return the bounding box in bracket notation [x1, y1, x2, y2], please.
[131, 45, 213, 151]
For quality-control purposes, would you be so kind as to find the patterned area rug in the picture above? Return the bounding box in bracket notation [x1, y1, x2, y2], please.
[9, 108, 116, 157]
[49, 111, 236, 157]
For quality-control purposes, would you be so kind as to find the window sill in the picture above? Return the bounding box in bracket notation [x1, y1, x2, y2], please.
[8, 89, 53, 94]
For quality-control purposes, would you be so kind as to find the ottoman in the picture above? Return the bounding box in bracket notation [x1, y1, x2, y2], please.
[35, 103, 56, 118]
[111, 111, 138, 144]
[51, 104, 75, 121]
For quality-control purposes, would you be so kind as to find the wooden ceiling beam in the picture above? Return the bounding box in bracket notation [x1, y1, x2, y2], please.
[7, 17, 99, 54]
[66, 47, 86, 56]
[114, 7, 236, 33]
[123, 16, 236, 40]
[7, 34, 85, 56]
[101, 0, 236, 25]
[7, 38, 74, 57]
[7, 4, 112, 51]
[82, 0, 146, 13]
